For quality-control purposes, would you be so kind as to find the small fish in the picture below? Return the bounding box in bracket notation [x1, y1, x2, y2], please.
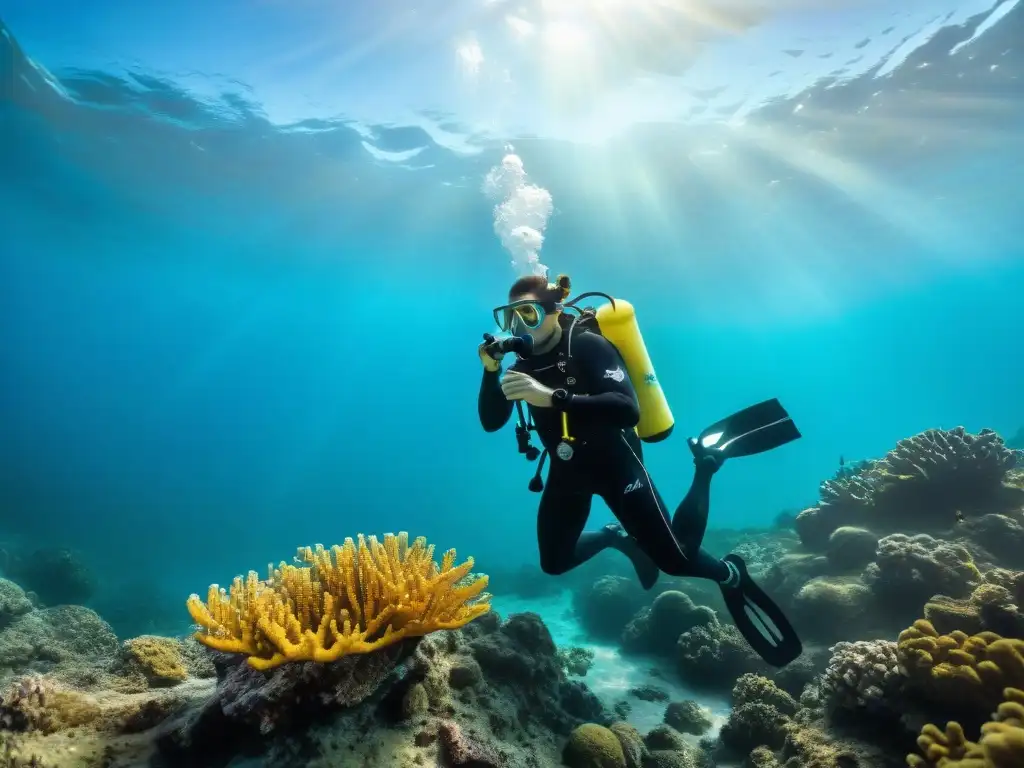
[955, 510, 965, 524]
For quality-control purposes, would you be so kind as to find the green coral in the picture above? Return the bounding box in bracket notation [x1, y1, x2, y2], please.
[608, 722, 646, 768]
[563, 723, 627, 768]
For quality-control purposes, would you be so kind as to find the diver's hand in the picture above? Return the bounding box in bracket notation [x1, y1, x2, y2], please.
[501, 370, 554, 408]
[688, 437, 724, 475]
[478, 341, 503, 373]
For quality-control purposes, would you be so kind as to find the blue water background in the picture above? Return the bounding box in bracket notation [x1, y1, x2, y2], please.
[1, 1, 1022, 632]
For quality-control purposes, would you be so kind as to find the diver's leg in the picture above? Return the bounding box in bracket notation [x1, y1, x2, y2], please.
[608, 435, 802, 663]
[536, 474, 614, 575]
[618, 428, 719, 561]
[598, 434, 696, 584]
[670, 454, 722, 558]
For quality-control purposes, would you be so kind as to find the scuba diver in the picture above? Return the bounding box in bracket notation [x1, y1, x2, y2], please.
[477, 272, 804, 667]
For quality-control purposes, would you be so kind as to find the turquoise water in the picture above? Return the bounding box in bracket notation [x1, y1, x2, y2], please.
[1, 2, 1022, 635]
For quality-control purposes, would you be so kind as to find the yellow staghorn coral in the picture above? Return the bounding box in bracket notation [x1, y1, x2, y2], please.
[907, 688, 1024, 768]
[898, 620, 1024, 712]
[907, 721, 976, 768]
[185, 532, 491, 671]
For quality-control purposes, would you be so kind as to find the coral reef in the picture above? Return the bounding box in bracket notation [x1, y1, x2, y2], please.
[2, 424, 1022, 768]
[0, 579, 32, 630]
[677, 621, 768, 689]
[199, 637, 421, 735]
[716, 674, 798, 757]
[864, 534, 982, 614]
[0, 548, 95, 609]
[824, 526, 880, 571]
[924, 580, 1024, 639]
[160, 610, 613, 767]
[187, 533, 491, 670]
[796, 427, 1023, 548]
[960, 514, 1024, 570]
[789, 576, 873, 644]
[663, 700, 712, 736]
[574, 576, 649, 642]
[559, 646, 596, 676]
[621, 591, 717, 656]
[0, 604, 119, 675]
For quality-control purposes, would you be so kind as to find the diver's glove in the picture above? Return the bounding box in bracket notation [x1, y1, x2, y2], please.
[478, 337, 504, 372]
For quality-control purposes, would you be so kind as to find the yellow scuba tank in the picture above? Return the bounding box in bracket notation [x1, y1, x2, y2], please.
[595, 299, 674, 443]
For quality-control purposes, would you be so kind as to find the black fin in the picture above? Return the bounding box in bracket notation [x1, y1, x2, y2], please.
[719, 554, 802, 667]
[719, 417, 802, 459]
[695, 399, 800, 459]
[699, 399, 788, 444]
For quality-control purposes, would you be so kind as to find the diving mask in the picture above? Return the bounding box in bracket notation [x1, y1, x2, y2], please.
[492, 298, 560, 334]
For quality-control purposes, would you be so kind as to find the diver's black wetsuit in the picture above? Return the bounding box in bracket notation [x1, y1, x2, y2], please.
[478, 326, 730, 584]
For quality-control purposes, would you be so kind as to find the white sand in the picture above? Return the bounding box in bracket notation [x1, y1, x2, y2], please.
[492, 590, 730, 740]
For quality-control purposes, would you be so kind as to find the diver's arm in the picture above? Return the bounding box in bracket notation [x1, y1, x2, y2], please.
[479, 368, 514, 432]
[557, 333, 640, 428]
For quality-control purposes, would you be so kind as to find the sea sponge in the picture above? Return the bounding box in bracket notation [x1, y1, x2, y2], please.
[187, 532, 490, 670]
[908, 687, 1024, 767]
[563, 723, 627, 768]
[897, 619, 1024, 714]
[122, 636, 187, 686]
